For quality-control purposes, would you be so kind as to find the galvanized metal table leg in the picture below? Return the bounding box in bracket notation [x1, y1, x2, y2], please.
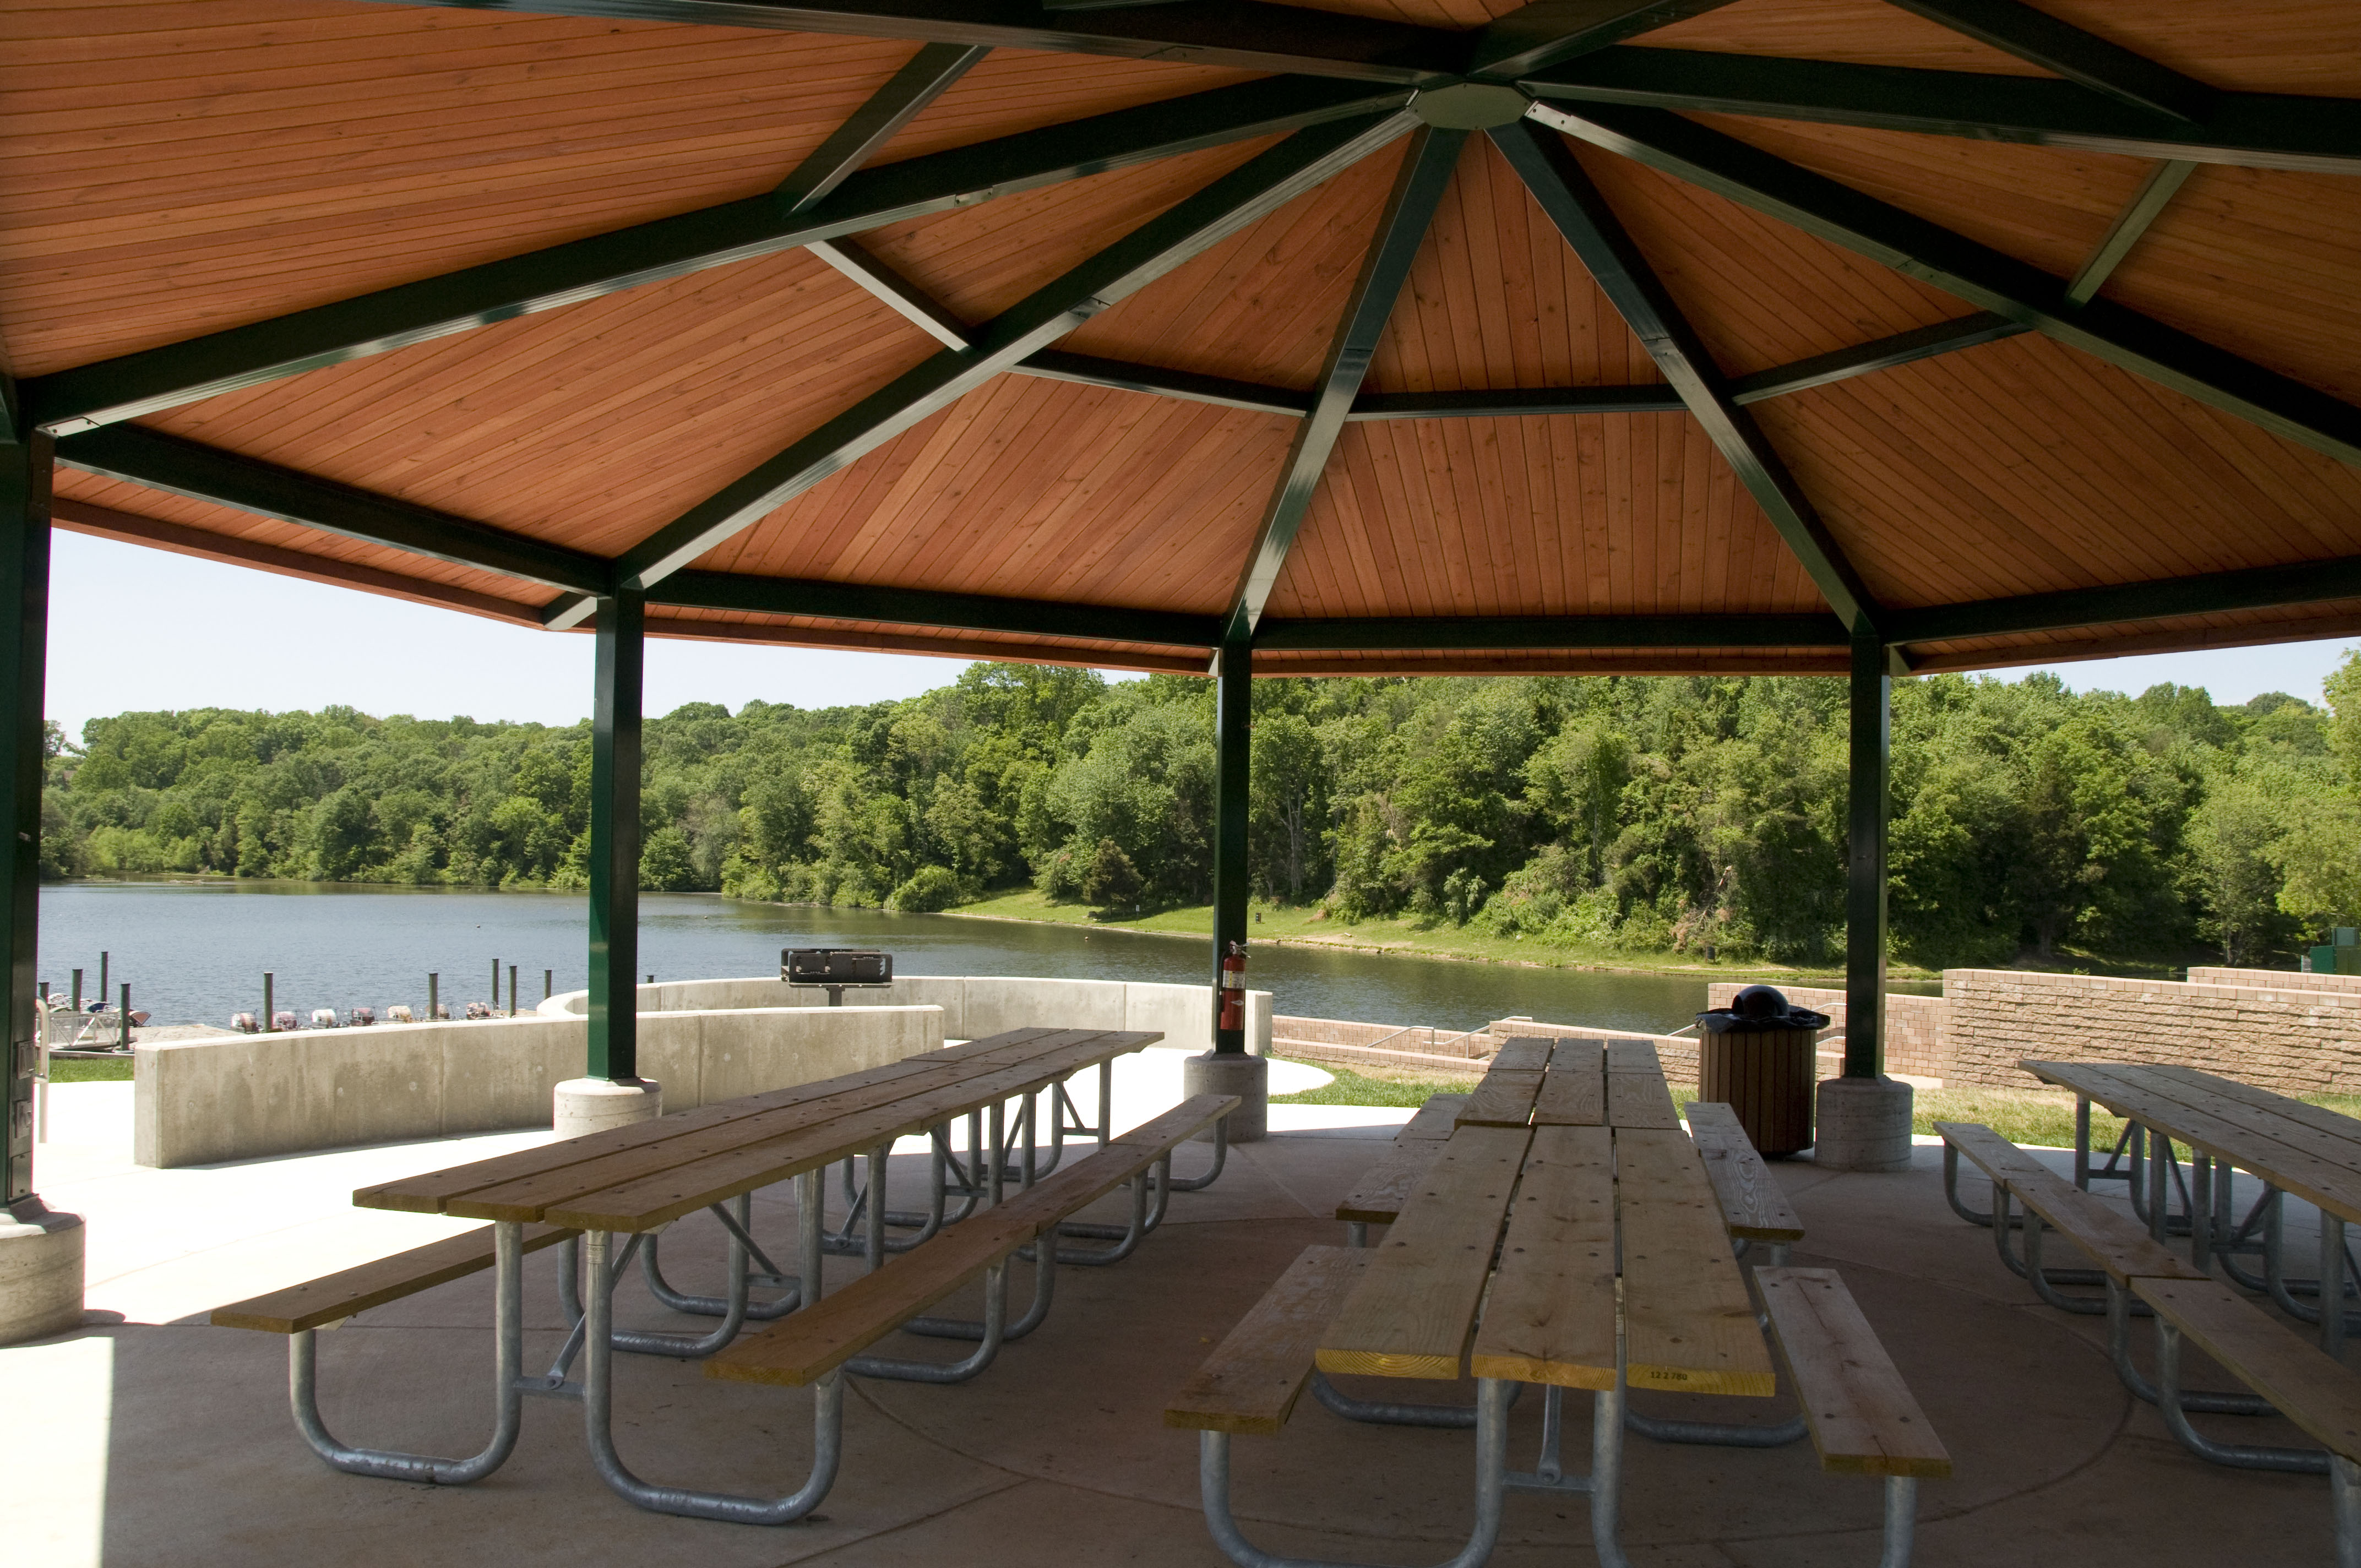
[1166, 1108, 1228, 1193]
[2190, 1153, 2213, 1272]
[581, 1228, 845, 1522]
[2337, 1455, 2361, 1568]
[866, 1144, 888, 1271]
[2327, 1213, 2350, 1358]
[2103, 1279, 2273, 1414]
[1195, 1378, 1510, 1568]
[797, 1169, 823, 1310]
[1309, 1369, 1522, 1428]
[1878, 1477, 1917, 1568]
[987, 1100, 1005, 1207]
[2148, 1127, 2170, 1244]
[1343, 1221, 1368, 1247]
[848, 1260, 1012, 1382]
[907, 1228, 1057, 1342]
[287, 1218, 525, 1484]
[1098, 1058, 1114, 1149]
[644, 1194, 801, 1321]
[1588, 1374, 1631, 1568]
[1941, 1143, 2010, 1228]
[2152, 1316, 2329, 1474]
[2074, 1096, 2091, 1190]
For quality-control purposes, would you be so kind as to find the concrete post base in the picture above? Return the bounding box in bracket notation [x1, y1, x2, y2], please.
[1813, 1075, 1914, 1172]
[553, 1077, 662, 1139]
[0, 1197, 86, 1346]
[1183, 1051, 1267, 1144]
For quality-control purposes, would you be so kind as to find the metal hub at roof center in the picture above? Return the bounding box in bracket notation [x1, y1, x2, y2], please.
[1411, 83, 1531, 129]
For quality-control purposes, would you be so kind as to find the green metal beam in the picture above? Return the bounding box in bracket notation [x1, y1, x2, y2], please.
[1534, 102, 2361, 470]
[1254, 611, 1847, 650]
[1346, 385, 1686, 418]
[1491, 118, 1884, 634]
[585, 591, 644, 1083]
[23, 77, 1410, 434]
[619, 110, 1417, 591]
[387, 0, 1462, 85]
[1883, 0, 2212, 123]
[1222, 124, 1466, 643]
[55, 425, 612, 596]
[650, 568, 1222, 646]
[1209, 633, 1250, 1054]
[1844, 626, 1889, 1077]
[1465, 0, 1741, 81]
[1888, 556, 2361, 645]
[808, 238, 972, 348]
[1011, 351, 1310, 417]
[1727, 314, 2026, 404]
[2064, 159, 2195, 307]
[775, 42, 991, 210]
[1519, 48, 2361, 176]
[0, 423, 46, 1206]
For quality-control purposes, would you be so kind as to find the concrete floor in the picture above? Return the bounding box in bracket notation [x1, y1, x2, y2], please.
[4, 1059, 2347, 1566]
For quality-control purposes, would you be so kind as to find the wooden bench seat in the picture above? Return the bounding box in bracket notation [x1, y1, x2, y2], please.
[1758, 1267, 1949, 1565]
[1686, 1102, 1804, 1247]
[2133, 1276, 2361, 1464]
[708, 1093, 1234, 1388]
[212, 1223, 573, 1333]
[1938, 1120, 2205, 1287]
[1334, 1093, 1466, 1228]
[1165, 1245, 1368, 1434]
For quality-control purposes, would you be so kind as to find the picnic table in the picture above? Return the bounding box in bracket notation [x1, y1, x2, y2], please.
[227, 1025, 1199, 1518]
[2023, 1060, 2361, 1354]
[1168, 1037, 1946, 1567]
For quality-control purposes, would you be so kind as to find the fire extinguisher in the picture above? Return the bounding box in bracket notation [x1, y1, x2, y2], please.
[1218, 940, 1247, 1033]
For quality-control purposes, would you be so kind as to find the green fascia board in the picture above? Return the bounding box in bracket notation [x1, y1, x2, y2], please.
[23, 77, 1411, 434]
[651, 570, 1222, 647]
[389, 0, 1464, 84]
[1533, 101, 2361, 471]
[1521, 49, 2361, 176]
[1253, 612, 1849, 650]
[1889, 558, 2361, 644]
[55, 425, 611, 596]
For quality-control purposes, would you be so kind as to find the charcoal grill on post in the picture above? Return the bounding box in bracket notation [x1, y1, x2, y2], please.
[782, 949, 894, 1008]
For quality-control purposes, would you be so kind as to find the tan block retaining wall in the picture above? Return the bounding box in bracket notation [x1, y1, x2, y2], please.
[2187, 966, 2361, 998]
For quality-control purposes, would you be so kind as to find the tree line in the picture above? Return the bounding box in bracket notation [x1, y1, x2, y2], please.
[42, 657, 2361, 970]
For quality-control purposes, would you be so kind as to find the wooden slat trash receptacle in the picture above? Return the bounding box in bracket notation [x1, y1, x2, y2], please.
[1694, 987, 1831, 1158]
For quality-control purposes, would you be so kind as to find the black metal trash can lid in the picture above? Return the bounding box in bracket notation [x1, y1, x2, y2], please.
[1695, 983, 1830, 1034]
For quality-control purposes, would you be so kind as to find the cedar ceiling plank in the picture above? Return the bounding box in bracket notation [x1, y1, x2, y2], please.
[1689, 114, 2156, 288]
[1059, 146, 1410, 393]
[2102, 165, 2361, 406]
[1564, 139, 1966, 378]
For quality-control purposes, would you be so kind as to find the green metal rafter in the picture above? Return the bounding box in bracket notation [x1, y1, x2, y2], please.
[1462, 0, 1740, 82]
[1220, 123, 1467, 645]
[1882, 0, 2212, 123]
[1531, 101, 2361, 470]
[1726, 314, 2026, 403]
[1888, 557, 2361, 645]
[2064, 159, 2195, 307]
[616, 108, 1421, 591]
[55, 424, 611, 597]
[1490, 117, 1884, 635]
[21, 77, 1411, 434]
[1518, 49, 2361, 176]
[775, 41, 991, 210]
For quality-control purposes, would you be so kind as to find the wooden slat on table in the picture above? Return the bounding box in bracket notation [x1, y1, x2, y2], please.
[1607, 1039, 1663, 1074]
[1489, 1038, 1553, 1073]
[1336, 1095, 1467, 1226]
[356, 1026, 1076, 1213]
[1468, 1125, 1617, 1389]
[1399, 1094, 1470, 1141]
[2128, 1065, 2361, 1180]
[1317, 1123, 1532, 1381]
[1533, 1039, 1604, 1126]
[2028, 1060, 2361, 1223]
[1606, 1069, 1680, 1130]
[1456, 1069, 1543, 1128]
[538, 1032, 1155, 1231]
[1617, 1127, 1778, 1396]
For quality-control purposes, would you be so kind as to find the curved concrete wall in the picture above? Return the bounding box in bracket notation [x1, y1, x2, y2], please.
[544, 974, 1272, 1056]
[133, 1004, 943, 1169]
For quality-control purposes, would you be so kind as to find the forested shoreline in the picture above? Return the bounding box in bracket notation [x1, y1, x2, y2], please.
[41, 659, 2361, 972]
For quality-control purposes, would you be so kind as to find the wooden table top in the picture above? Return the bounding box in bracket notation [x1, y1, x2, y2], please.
[1456, 1035, 1681, 1131]
[1325, 1053, 1772, 1397]
[356, 1026, 1161, 1232]
[2025, 1059, 2361, 1223]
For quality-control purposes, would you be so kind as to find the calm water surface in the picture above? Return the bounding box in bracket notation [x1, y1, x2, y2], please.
[37, 880, 1913, 1035]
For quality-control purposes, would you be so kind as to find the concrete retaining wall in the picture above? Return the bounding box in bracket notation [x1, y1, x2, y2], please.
[134, 1004, 942, 1168]
[546, 974, 1272, 1056]
[2188, 966, 2361, 998]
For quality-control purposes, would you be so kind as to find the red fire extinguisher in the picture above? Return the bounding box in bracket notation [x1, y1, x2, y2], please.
[1218, 940, 1247, 1033]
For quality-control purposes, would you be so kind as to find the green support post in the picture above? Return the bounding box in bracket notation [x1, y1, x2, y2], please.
[1844, 627, 1890, 1078]
[1210, 634, 1252, 1054]
[586, 591, 644, 1082]
[0, 430, 47, 1207]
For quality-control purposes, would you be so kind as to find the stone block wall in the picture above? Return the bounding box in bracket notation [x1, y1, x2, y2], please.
[2188, 966, 2361, 998]
[1939, 969, 2361, 1093]
[1704, 983, 1946, 1081]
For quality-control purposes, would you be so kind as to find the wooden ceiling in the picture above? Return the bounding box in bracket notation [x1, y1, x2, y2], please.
[8, 0, 2359, 680]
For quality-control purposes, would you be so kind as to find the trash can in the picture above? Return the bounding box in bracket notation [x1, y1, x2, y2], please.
[1695, 985, 1830, 1157]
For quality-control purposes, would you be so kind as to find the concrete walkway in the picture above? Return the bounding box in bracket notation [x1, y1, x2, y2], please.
[3, 1061, 2346, 1566]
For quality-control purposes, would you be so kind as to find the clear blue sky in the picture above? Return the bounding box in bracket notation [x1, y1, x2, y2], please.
[44, 530, 2358, 739]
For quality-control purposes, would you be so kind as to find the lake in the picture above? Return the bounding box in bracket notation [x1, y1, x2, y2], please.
[35, 880, 1910, 1037]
